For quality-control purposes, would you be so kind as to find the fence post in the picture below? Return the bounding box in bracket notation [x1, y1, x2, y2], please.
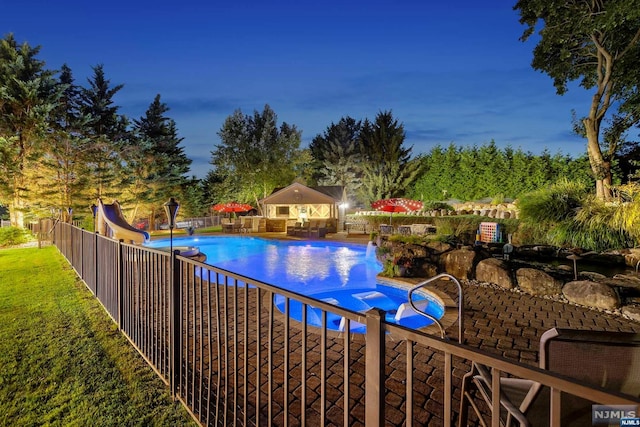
[69, 227, 74, 267]
[170, 250, 181, 397]
[94, 231, 99, 297]
[365, 307, 386, 427]
[80, 229, 84, 279]
[118, 239, 124, 330]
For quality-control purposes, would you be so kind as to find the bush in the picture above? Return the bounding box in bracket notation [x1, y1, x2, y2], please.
[516, 181, 637, 250]
[0, 227, 34, 247]
[421, 201, 454, 212]
[517, 179, 588, 225]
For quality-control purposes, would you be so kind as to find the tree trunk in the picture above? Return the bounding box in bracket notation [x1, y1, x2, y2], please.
[583, 117, 612, 201]
[10, 196, 25, 228]
[149, 207, 156, 231]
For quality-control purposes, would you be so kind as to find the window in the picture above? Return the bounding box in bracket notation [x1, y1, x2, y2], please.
[276, 206, 290, 216]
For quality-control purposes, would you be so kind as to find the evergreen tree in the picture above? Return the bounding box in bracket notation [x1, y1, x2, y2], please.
[211, 104, 302, 211]
[0, 34, 60, 226]
[30, 64, 92, 218]
[79, 64, 129, 201]
[312, 117, 363, 203]
[357, 111, 422, 203]
[179, 177, 209, 218]
[309, 116, 362, 185]
[127, 94, 191, 225]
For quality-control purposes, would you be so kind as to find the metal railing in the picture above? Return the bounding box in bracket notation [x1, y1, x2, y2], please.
[50, 222, 639, 426]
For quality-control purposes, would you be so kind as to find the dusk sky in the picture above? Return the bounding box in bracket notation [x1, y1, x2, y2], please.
[3, 1, 592, 178]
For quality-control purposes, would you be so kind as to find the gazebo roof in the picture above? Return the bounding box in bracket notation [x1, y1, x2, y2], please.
[260, 183, 343, 205]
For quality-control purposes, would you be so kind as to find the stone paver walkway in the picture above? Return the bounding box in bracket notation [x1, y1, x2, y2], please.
[185, 232, 640, 425]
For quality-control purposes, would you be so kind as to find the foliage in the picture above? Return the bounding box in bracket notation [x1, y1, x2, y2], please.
[28, 64, 91, 221]
[0, 226, 33, 247]
[357, 111, 422, 204]
[515, 0, 640, 200]
[179, 177, 210, 217]
[211, 104, 302, 211]
[309, 116, 362, 187]
[124, 94, 191, 226]
[313, 118, 363, 202]
[410, 142, 593, 201]
[515, 180, 637, 250]
[517, 179, 588, 225]
[79, 64, 130, 202]
[611, 183, 640, 243]
[0, 247, 195, 426]
[549, 197, 634, 251]
[440, 216, 478, 237]
[422, 201, 454, 211]
[0, 34, 61, 227]
[0, 34, 194, 228]
[380, 258, 400, 277]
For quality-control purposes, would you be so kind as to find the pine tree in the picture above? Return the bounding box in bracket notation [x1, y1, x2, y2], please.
[0, 34, 60, 226]
[212, 104, 302, 211]
[357, 111, 422, 203]
[79, 64, 129, 201]
[30, 64, 92, 219]
[127, 94, 191, 225]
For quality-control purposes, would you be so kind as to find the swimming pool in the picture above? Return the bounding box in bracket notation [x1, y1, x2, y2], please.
[145, 236, 443, 330]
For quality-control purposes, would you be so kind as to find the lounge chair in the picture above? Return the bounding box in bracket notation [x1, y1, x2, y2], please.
[458, 327, 640, 427]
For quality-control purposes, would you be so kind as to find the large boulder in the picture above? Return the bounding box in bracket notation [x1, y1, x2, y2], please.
[623, 248, 640, 268]
[621, 305, 640, 322]
[516, 268, 563, 296]
[425, 241, 454, 255]
[475, 258, 515, 289]
[439, 248, 483, 280]
[417, 261, 438, 278]
[604, 274, 640, 290]
[562, 280, 620, 310]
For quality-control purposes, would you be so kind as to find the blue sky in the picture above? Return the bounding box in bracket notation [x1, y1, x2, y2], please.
[2, 0, 591, 178]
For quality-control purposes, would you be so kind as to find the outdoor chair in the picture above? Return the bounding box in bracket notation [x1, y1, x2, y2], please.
[231, 218, 243, 233]
[240, 217, 251, 233]
[458, 327, 640, 427]
[295, 222, 311, 237]
[310, 221, 327, 238]
[221, 218, 234, 233]
[286, 221, 299, 236]
[379, 224, 394, 236]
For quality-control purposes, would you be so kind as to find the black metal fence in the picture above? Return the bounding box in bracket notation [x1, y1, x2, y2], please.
[51, 222, 638, 426]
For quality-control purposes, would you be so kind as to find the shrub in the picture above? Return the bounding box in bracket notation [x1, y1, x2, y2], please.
[612, 183, 640, 243]
[0, 227, 34, 247]
[517, 179, 588, 225]
[422, 201, 454, 212]
[516, 182, 637, 250]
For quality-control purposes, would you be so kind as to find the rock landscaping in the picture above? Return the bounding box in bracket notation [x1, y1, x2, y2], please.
[374, 236, 640, 322]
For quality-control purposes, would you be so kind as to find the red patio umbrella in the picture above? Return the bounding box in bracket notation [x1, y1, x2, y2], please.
[371, 198, 423, 223]
[212, 202, 253, 214]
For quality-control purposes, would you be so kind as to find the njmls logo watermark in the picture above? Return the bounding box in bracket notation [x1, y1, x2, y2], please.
[592, 405, 639, 426]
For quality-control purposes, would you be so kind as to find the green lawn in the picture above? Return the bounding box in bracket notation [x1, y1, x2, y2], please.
[0, 246, 196, 426]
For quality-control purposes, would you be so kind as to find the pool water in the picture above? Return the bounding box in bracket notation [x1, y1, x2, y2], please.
[146, 236, 443, 330]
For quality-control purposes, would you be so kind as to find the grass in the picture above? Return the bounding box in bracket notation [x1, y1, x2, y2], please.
[0, 246, 196, 426]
